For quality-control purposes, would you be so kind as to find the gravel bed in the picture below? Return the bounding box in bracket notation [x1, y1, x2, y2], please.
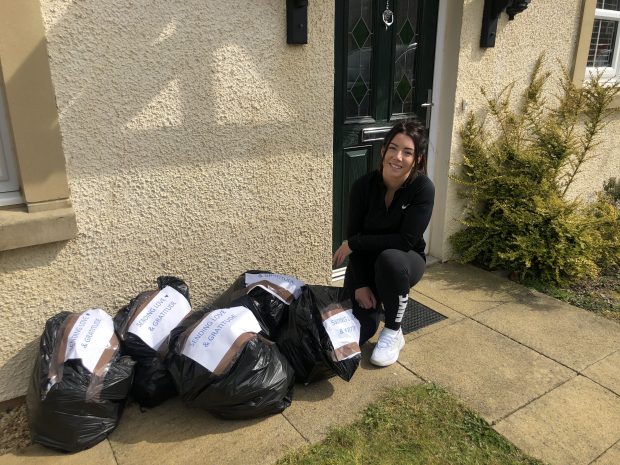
[0, 404, 31, 455]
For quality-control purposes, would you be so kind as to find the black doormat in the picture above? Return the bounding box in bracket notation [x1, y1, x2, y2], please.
[400, 298, 446, 335]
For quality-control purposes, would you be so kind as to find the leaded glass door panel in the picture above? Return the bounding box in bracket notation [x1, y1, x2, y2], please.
[332, 0, 439, 258]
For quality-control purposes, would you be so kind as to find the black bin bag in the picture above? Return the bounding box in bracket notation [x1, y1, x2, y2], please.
[27, 309, 135, 452]
[211, 270, 304, 339]
[276, 285, 362, 383]
[166, 305, 295, 419]
[114, 276, 191, 407]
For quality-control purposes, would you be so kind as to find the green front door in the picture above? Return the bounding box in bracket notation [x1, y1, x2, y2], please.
[332, 0, 439, 259]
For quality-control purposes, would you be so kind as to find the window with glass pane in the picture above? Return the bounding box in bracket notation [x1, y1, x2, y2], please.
[588, 19, 618, 67]
[587, 0, 620, 78]
[346, 0, 374, 119]
[392, 0, 419, 115]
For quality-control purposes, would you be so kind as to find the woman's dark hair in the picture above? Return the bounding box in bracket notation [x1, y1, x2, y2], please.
[378, 119, 429, 183]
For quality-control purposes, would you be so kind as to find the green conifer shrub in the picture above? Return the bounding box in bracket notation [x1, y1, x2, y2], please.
[451, 56, 620, 285]
[603, 177, 620, 205]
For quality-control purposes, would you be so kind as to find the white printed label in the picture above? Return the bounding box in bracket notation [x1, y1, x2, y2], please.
[322, 309, 361, 360]
[245, 272, 304, 304]
[65, 309, 115, 373]
[181, 306, 262, 372]
[128, 286, 191, 350]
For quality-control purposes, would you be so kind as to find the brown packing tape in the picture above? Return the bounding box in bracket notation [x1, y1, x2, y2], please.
[331, 342, 361, 362]
[120, 289, 160, 337]
[319, 300, 360, 362]
[46, 312, 121, 403]
[156, 335, 172, 360]
[178, 310, 258, 375]
[177, 313, 206, 355]
[212, 332, 256, 376]
[46, 313, 80, 396]
[319, 302, 349, 321]
[247, 281, 294, 305]
[227, 287, 247, 304]
[85, 333, 120, 402]
[257, 334, 274, 346]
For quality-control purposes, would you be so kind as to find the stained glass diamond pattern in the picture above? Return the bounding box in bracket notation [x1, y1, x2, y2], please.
[396, 75, 412, 102]
[351, 18, 370, 49]
[351, 76, 369, 105]
[399, 19, 415, 45]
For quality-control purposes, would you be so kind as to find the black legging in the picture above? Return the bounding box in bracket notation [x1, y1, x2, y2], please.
[344, 249, 426, 345]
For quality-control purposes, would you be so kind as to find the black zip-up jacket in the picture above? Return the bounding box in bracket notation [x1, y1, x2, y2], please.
[346, 170, 435, 290]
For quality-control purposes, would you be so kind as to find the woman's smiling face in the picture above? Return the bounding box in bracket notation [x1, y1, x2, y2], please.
[381, 132, 416, 185]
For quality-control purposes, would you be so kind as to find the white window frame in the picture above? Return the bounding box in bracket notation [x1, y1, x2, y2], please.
[585, 6, 620, 81]
[0, 87, 22, 206]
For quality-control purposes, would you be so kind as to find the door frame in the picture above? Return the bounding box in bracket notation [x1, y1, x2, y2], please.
[331, 0, 462, 278]
[424, 0, 463, 261]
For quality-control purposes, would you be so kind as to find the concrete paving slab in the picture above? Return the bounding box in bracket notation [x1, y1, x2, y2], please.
[582, 351, 620, 396]
[495, 375, 620, 465]
[476, 299, 620, 372]
[398, 318, 573, 422]
[415, 262, 533, 316]
[0, 440, 116, 465]
[591, 441, 620, 465]
[282, 344, 421, 443]
[107, 397, 306, 465]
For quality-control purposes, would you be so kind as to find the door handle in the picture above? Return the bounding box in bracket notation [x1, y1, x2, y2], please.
[422, 89, 433, 128]
[361, 126, 392, 143]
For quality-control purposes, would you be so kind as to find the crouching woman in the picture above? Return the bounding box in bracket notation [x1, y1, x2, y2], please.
[332, 119, 435, 367]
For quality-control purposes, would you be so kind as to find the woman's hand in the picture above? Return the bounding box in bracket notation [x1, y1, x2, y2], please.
[332, 241, 352, 267]
[354, 287, 377, 309]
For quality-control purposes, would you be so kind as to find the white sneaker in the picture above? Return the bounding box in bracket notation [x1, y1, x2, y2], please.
[370, 327, 405, 367]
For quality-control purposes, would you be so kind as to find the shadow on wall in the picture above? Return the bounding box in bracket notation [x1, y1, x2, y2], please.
[0, 338, 38, 401]
[459, 0, 583, 82]
[0, 0, 334, 397]
[2, 0, 335, 288]
[0, 241, 65, 273]
[15, 0, 331, 179]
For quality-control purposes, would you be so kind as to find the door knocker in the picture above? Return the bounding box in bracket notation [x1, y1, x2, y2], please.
[382, 0, 394, 30]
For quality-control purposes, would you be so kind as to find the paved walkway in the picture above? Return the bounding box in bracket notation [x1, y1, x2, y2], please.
[2, 262, 619, 465]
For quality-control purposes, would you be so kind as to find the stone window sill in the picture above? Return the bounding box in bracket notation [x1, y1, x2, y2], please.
[0, 206, 77, 251]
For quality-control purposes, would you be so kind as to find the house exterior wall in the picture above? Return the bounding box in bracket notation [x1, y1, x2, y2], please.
[439, 0, 620, 258]
[1, 0, 618, 403]
[0, 0, 334, 402]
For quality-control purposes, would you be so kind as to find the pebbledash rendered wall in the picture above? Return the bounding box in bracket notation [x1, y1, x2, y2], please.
[2, 0, 618, 403]
[0, 1, 334, 402]
[438, 0, 620, 256]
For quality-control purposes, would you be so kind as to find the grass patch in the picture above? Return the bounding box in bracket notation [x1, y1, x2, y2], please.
[522, 268, 620, 322]
[278, 384, 544, 465]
